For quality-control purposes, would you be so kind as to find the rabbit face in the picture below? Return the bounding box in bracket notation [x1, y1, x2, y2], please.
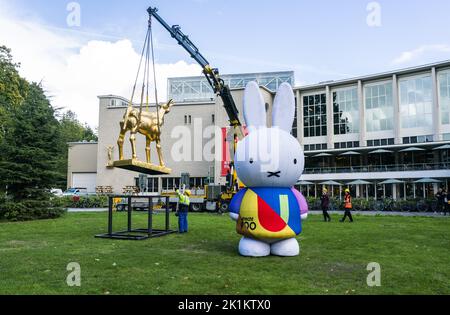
[234, 81, 304, 188]
[235, 128, 304, 187]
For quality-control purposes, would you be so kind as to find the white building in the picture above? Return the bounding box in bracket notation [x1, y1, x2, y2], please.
[68, 62, 450, 200]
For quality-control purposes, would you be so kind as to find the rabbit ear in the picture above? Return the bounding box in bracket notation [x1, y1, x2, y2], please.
[272, 82, 295, 133]
[244, 81, 266, 132]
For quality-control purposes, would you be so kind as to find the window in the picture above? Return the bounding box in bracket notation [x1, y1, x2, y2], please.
[439, 71, 450, 125]
[403, 135, 433, 144]
[335, 141, 360, 149]
[212, 114, 215, 124]
[292, 98, 298, 138]
[367, 138, 395, 147]
[162, 178, 179, 191]
[303, 143, 327, 151]
[147, 178, 159, 193]
[303, 93, 327, 137]
[333, 87, 359, 135]
[399, 75, 433, 129]
[185, 115, 192, 125]
[365, 82, 394, 132]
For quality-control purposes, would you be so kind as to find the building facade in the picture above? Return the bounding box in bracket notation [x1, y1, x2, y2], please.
[68, 62, 450, 199]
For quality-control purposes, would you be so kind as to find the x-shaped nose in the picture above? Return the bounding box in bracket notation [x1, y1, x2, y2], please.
[267, 171, 281, 178]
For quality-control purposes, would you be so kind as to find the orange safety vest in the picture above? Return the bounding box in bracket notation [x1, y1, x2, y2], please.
[344, 195, 352, 209]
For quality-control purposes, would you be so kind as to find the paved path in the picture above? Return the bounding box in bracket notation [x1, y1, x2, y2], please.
[309, 210, 449, 218]
[67, 208, 449, 218]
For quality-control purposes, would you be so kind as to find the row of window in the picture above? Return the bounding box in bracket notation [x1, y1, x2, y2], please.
[134, 177, 210, 192]
[304, 143, 328, 152]
[334, 141, 360, 149]
[301, 70, 450, 138]
[109, 99, 128, 107]
[403, 135, 433, 144]
[367, 138, 395, 147]
[305, 135, 435, 150]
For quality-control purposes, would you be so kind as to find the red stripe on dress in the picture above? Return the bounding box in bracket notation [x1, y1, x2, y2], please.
[257, 195, 287, 232]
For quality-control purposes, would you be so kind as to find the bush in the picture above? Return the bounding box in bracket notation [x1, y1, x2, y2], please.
[305, 196, 438, 212]
[0, 200, 66, 222]
[55, 195, 109, 209]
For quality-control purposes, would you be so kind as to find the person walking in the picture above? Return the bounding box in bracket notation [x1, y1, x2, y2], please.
[176, 189, 191, 233]
[340, 188, 354, 223]
[320, 188, 331, 222]
[444, 190, 450, 215]
[435, 188, 446, 215]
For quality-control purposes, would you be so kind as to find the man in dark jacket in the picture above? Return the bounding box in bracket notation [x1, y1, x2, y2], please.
[446, 190, 450, 216]
[320, 188, 331, 222]
[436, 188, 446, 215]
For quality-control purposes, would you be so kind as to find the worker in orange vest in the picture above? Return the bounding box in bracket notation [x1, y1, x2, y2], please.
[340, 188, 354, 223]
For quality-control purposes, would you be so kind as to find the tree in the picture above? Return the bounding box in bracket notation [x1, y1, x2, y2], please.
[0, 45, 28, 140]
[0, 83, 65, 220]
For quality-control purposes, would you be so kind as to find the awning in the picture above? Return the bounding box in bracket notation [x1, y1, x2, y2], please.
[312, 152, 333, 157]
[433, 144, 450, 150]
[368, 149, 393, 154]
[319, 180, 343, 186]
[340, 151, 361, 156]
[347, 179, 371, 185]
[399, 147, 425, 152]
[378, 179, 404, 185]
[414, 178, 442, 184]
[297, 180, 314, 185]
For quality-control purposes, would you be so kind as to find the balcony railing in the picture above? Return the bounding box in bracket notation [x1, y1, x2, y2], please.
[304, 162, 450, 174]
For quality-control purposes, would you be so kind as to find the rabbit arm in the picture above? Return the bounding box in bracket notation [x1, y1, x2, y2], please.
[229, 188, 247, 221]
[291, 187, 309, 220]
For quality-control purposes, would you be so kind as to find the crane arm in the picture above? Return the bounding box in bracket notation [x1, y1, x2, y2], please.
[147, 7, 243, 135]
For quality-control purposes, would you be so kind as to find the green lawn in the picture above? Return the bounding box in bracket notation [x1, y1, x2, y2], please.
[0, 212, 449, 295]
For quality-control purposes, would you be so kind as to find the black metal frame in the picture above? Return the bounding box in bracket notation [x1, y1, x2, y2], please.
[95, 195, 176, 240]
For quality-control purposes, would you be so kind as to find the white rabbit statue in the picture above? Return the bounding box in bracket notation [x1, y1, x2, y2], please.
[229, 81, 309, 257]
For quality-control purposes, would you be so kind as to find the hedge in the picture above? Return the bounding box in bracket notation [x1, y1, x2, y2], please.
[306, 197, 439, 212]
[52, 195, 109, 209]
[0, 199, 66, 222]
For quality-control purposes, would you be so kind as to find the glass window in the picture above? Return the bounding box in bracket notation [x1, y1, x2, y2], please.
[147, 178, 159, 193]
[167, 178, 174, 190]
[303, 93, 327, 137]
[365, 82, 394, 132]
[439, 71, 450, 125]
[162, 178, 168, 190]
[399, 75, 433, 129]
[292, 98, 298, 138]
[333, 87, 359, 135]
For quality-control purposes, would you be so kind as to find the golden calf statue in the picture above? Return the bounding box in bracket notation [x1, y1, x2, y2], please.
[115, 100, 174, 175]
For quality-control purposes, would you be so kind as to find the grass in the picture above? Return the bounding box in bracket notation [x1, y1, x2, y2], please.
[0, 211, 449, 295]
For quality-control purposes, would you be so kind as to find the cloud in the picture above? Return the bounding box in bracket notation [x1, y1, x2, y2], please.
[0, 4, 202, 129]
[392, 44, 450, 65]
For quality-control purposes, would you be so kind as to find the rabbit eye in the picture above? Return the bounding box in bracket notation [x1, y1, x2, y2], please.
[249, 158, 254, 164]
[294, 159, 298, 165]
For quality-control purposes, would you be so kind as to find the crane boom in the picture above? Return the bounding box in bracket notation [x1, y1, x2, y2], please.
[147, 7, 243, 135]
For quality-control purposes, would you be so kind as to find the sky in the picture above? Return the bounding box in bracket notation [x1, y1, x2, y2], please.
[1, 0, 449, 129]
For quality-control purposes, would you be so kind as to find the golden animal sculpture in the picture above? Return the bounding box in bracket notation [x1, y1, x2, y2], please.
[117, 100, 174, 167]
